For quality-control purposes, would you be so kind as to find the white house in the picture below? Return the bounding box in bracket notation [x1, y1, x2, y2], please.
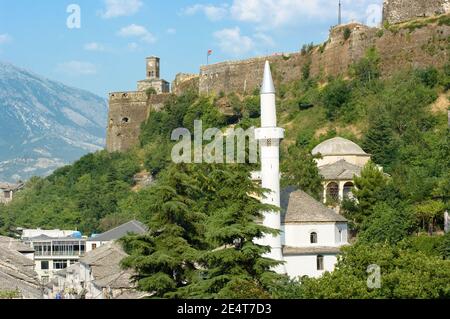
[281, 187, 348, 278]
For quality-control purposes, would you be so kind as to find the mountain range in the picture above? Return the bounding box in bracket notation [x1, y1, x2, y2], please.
[0, 61, 108, 182]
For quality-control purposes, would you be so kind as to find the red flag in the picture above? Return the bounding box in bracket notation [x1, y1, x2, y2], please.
[208, 50, 213, 56]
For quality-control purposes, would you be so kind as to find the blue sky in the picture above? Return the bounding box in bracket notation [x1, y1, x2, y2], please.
[0, 0, 383, 97]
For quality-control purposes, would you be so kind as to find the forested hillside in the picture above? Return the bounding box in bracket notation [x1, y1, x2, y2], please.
[0, 49, 449, 298]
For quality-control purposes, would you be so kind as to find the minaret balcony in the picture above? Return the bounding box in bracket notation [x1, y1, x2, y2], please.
[255, 127, 285, 140]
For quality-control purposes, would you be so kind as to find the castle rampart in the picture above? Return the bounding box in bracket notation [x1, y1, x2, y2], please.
[198, 21, 449, 96]
[383, 0, 450, 25]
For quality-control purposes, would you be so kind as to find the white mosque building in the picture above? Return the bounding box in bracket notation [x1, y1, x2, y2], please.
[255, 61, 351, 279]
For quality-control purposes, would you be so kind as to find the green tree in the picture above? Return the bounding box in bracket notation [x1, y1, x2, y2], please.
[359, 202, 415, 245]
[343, 161, 388, 231]
[321, 78, 351, 120]
[298, 243, 450, 299]
[281, 146, 323, 200]
[180, 164, 282, 298]
[350, 47, 380, 84]
[362, 111, 396, 170]
[120, 164, 206, 298]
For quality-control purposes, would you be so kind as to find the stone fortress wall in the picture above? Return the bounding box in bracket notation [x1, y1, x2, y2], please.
[108, 0, 450, 153]
[383, 0, 450, 24]
[197, 20, 449, 96]
[106, 91, 171, 152]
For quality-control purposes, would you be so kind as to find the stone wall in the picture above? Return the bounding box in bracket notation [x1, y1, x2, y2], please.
[172, 73, 199, 96]
[106, 92, 171, 152]
[383, 0, 450, 25]
[199, 21, 450, 96]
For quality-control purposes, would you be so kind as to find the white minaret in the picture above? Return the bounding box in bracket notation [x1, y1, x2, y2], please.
[255, 61, 286, 274]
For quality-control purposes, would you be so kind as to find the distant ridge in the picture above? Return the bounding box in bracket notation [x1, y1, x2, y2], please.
[0, 61, 108, 182]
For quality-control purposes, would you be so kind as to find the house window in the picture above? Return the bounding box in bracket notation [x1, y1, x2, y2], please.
[41, 261, 49, 270]
[92, 244, 97, 250]
[310, 232, 318, 244]
[326, 182, 339, 201]
[4, 191, 11, 199]
[343, 182, 354, 198]
[317, 255, 324, 271]
[53, 260, 68, 270]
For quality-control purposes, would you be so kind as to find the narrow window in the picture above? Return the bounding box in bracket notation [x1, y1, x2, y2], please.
[310, 232, 318, 244]
[317, 255, 324, 271]
[326, 182, 339, 201]
[343, 182, 354, 198]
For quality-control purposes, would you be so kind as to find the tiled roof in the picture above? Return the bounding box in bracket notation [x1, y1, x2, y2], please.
[312, 137, 368, 156]
[0, 239, 41, 298]
[281, 187, 348, 223]
[0, 236, 35, 253]
[283, 246, 344, 255]
[88, 220, 148, 242]
[318, 159, 362, 180]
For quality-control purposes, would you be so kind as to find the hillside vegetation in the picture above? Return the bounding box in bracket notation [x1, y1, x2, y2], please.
[0, 48, 449, 298]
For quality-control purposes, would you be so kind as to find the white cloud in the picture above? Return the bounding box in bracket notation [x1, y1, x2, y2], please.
[183, 4, 228, 21]
[84, 42, 105, 51]
[0, 34, 12, 45]
[56, 61, 97, 76]
[117, 24, 157, 43]
[254, 32, 275, 47]
[101, 0, 143, 18]
[214, 27, 254, 57]
[229, 0, 383, 29]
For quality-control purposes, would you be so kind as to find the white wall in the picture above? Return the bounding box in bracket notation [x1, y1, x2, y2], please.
[284, 254, 338, 278]
[283, 223, 343, 247]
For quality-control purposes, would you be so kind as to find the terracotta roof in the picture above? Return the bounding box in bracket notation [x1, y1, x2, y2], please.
[312, 137, 368, 156]
[281, 187, 347, 223]
[318, 159, 362, 180]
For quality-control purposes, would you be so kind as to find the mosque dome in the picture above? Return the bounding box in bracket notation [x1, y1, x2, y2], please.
[312, 137, 367, 156]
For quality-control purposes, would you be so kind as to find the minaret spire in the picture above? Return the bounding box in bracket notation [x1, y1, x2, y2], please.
[255, 61, 286, 274]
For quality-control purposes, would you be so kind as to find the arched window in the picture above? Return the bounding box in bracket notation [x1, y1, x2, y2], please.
[317, 255, 324, 271]
[310, 232, 318, 244]
[343, 182, 354, 199]
[122, 117, 129, 123]
[326, 182, 339, 201]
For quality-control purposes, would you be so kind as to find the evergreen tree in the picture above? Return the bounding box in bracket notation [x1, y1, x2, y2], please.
[362, 111, 396, 170]
[180, 164, 283, 299]
[343, 161, 388, 231]
[120, 164, 206, 298]
[281, 145, 323, 200]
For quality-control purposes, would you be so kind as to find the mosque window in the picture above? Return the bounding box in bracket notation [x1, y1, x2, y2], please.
[317, 255, 324, 271]
[310, 232, 318, 244]
[326, 182, 339, 201]
[343, 182, 354, 198]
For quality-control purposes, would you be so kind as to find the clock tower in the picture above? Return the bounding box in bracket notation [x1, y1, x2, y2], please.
[146, 56, 160, 80]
